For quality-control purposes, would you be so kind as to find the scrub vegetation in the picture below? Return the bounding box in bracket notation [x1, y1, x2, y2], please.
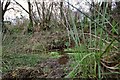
[1, 0, 120, 79]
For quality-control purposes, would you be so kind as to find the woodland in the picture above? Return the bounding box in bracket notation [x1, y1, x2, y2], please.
[0, 0, 120, 79]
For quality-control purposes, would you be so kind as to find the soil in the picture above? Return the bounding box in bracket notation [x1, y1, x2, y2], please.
[2, 55, 74, 79]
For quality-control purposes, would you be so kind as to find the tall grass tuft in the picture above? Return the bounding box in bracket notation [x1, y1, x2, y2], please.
[65, 1, 119, 79]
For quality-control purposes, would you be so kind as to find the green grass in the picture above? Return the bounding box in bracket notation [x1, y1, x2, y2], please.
[2, 33, 50, 73]
[2, 53, 49, 73]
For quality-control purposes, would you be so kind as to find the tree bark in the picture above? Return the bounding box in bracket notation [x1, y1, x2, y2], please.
[35, 0, 41, 21]
[28, 0, 33, 28]
[0, 0, 2, 67]
[0, 0, 2, 32]
[1, 0, 10, 35]
[60, 1, 63, 20]
[0, 0, 2, 42]
[42, 1, 45, 28]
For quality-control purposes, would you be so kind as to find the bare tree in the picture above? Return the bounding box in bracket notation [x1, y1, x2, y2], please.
[1, 0, 11, 35]
[2, 0, 11, 22]
[13, 0, 33, 31]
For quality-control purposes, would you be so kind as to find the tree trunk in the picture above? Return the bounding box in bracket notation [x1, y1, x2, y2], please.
[0, 0, 2, 66]
[0, 0, 2, 41]
[0, 0, 2, 32]
[28, 0, 33, 28]
[60, 1, 63, 20]
[35, 0, 41, 21]
[1, 0, 10, 36]
[42, 1, 45, 28]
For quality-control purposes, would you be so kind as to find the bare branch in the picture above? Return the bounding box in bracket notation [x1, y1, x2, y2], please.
[6, 7, 14, 11]
[13, 0, 29, 14]
[35, 0, 41, 20]
[2, 0, 10, 16]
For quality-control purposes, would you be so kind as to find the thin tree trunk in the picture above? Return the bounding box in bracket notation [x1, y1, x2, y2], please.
[42, 1, 45, 28]
[35, 0, 41, 21]
[0, 0, 2, 33]
[0, 0, 2, 67]
[28, 0, 33, 28]
[0, 0, 2, 42]
[47, 2, 53, 22]
[60, 1, 63, 20]
[1, 0, 10, 36]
